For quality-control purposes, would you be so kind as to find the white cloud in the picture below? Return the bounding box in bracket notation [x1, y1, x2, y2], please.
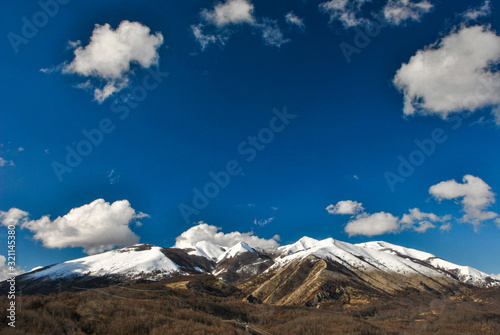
[0, 208, 29, 227]
[174, 223, 280, 249]
[258, 19, 290, 47]
[62, 20, 164, 103]
[328, 201, 449, 236]
[319, 0, 370, 28]
[193, 0, 287, 50]
[66, 40, 81, 50]
[400, 208, 451, 232]
[0, 255, 10, 282]
[202, 0, 255, 27]
[191, 24, 228, 50]
[21, 199, 149, 255]
[0, 157, 14, 167]
[17, 147, 24, 152]
[462, 0, 492, 21]
[253, 217, 274, 227]
[430, 175, 498, 227]
[326, 200, 365, 215]
[440, 222, 452, 231]
[285, 12, 305, 30]
[383, 0, 433, 26]
[394, 25, 500, 120]
[345, 212, 400, 237]
[0, 255, 24, 282]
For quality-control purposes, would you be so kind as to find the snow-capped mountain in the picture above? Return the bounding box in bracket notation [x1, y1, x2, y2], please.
[357, 241, 496, 287]
[175, 240, 226, 261]
[4, 237, 498, 302]
[25, 245, 180, 281]
[217, 242, 254, 263]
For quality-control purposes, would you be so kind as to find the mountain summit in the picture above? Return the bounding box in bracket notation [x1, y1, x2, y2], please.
[4, 237, 499, 306]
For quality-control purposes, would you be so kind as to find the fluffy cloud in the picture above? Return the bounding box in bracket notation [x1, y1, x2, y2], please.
[0, 208, 29, 227]
[326, 200, 364, 215]
[193, 0, 287, 50]
[0, 256, 9, 282]
[174, 222, 280, 249]
[400, 208, 451, 232]
[285, 12, 305, 30]
[319, 0, 370, 28]
[394, 25, 500, 120]
[328, 203, 449, 236]
[62, 20, 164, 103]
[383, 0, 433, 26]
[345, 212, 400, 237]
[202, 0, 255, 27]
[331, 175, 498, 236]
[20, 199, 149, 255]
[0, 157, 14, 167]
[430, 175, 498, 227]
[0, 255, 24, 281]
[462, 1, 491, 21]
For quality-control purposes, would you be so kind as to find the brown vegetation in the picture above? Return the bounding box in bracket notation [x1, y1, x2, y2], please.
[1, 276, 499, 334]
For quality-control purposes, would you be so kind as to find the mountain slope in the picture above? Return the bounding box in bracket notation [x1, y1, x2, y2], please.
[4, 236, 499, 302]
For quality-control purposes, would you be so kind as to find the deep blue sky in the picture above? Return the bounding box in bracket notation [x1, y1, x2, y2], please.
[1, 0, 499, 274]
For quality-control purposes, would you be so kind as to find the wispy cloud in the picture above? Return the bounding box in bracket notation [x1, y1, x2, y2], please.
[285, 12, 305, 30]
[461, 0, 492, 21]
[382, 0, 433, 26]
[320, 0, 432, 28]
[254, 217, 274, 227]
[107, 169, 120, 185]
[192, 0, 288, 50]
[0, 157, 14, 167]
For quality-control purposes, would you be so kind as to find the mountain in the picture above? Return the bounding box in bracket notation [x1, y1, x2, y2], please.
[3, 237, 499, 306]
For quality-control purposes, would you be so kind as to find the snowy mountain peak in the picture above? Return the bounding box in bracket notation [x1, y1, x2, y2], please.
[278, 236, 319, 256]
[24, 244, 180, 281]
[217, 241, 254, 262]
[356, 241, 437, 261]
[175, 240, 226, 261]
[10, 236, 499, 297]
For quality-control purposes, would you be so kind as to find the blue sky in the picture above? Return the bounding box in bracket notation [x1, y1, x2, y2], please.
[1, 0, 500, 276]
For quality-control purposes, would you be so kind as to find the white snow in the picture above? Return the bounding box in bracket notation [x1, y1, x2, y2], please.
[278, 236, 319, 256]
[356, 241, 436, 261]
[23, 237, 499, 289]
[269, 238, 500, 287]
[176, 240, 226, 261]
[25, 244, 179, 280]
[217, 241, 254, 262]
[357, 240, 499, 287]
[27, 266, 44, 273]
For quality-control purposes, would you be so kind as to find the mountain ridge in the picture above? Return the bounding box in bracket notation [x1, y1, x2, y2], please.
[3, 236, 499, 306]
